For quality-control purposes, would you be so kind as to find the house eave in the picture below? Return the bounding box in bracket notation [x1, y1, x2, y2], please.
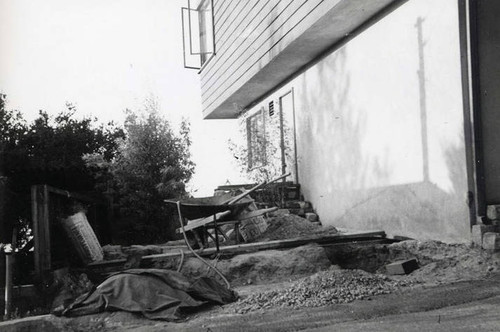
[203, 0, 407, 119]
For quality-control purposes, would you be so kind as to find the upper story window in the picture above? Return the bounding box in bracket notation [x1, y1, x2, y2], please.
[247, 109, 266, 170]
[182, 0, 215, 70]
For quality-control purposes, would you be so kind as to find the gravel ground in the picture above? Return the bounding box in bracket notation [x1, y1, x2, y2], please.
[226, 267, 419, 314]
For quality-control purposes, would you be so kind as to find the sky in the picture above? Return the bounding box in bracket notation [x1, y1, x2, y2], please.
[0, 0, 246, 195]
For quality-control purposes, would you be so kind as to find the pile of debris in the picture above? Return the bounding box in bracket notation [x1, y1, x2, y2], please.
[101, 211, 334, 259]
[177, 244, 332, 286]
[228, 267, 417, 313]
[253, 212, 337, 242]
[325, 240, 500, 283]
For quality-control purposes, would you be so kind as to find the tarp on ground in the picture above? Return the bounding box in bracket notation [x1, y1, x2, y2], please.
[54, 269, 237, 321]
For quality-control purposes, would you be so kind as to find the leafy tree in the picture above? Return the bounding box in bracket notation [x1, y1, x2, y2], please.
[0, 95, 29, 172]
[0, 100, 124, 173]
[93, 100, 195, 243]
[0, 97, 124, 243]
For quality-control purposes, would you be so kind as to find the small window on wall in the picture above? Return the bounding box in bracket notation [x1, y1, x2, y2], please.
[181, 0, 215, 70]
[268, 101, 275, 117]
[247, 110, 266, 170]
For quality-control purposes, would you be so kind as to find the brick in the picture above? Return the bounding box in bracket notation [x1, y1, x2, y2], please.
[487, 205, 500, 221]
[482, 232, 500, 251]
[385, 258, 419, 275]
[477, 216, 489, 225]
[492, 219, 500, 232]
[472, 224, 496, 247]
[305, 213, 318, 222]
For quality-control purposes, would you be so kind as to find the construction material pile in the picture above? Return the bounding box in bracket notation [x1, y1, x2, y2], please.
[253, 213, 338, 242]
[176, 244, 332, 286]
[326, 240, 500, 283]
[229, 267, 417, 313]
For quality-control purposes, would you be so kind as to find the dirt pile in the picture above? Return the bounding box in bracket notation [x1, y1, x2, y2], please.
[325, 240, 500, 284]
[388, 240, 500, 283]
[103, 214, 338, 260]
[228, 267, 417, 313]
[253, 213, 338, 242]
[173, 244, 332, 286]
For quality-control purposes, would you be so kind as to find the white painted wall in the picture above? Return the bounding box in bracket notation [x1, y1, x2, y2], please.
[245, 0, 470, 242]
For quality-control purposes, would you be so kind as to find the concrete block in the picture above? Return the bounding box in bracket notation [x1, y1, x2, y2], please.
[487, 205, 500, 221]
[305, 212, 318, 222]
[472, 224, 496, 247]
[491, 219, 500, 232]
[477, 216, 489, 225]
[289, 208, 305, 216]
[385, 258, 419, 275]
[482, 232, 500, 251]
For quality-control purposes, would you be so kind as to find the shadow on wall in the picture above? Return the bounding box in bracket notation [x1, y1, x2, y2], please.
[334, 177, 469, 243]
[296, 22, 469, 242]
[298, 47, 390, 195]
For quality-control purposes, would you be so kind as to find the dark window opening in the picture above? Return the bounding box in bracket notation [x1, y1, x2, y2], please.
[247, 109, 266, 170]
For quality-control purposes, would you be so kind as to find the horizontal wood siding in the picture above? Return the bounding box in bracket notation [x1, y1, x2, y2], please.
[202, 0, 340, 116]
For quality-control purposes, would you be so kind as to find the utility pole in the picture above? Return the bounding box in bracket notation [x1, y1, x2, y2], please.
[416, 17, 430, 183]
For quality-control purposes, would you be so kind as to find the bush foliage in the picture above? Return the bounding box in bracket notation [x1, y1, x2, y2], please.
[1, 96, 194, 244]
[85, 100, 195, 243]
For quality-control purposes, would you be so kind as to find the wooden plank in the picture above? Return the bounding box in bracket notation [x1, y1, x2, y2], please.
[176, 210, 231, 233]
[45, 185, 98, 203]
[31, 184, 53, 281]
[224, 173, 290, 205]
[41, 185, 51, 274]
[207, 207, 277, 228]
[87, 230, 386, 274]
[234, 207, 278, 220]
[175, 207, 277, 233]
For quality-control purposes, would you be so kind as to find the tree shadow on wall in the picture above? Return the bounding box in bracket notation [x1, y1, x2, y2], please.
[296, 17, 470, 242]
[298, 46, 390, 194]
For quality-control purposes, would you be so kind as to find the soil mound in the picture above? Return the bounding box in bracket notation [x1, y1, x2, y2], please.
[177, 244, 332, 286]
[254, 214, 338, 242]
[325, 240, 500, 284]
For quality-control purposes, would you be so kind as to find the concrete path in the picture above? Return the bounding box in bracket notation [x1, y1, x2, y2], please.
[309, 294, 500, 332]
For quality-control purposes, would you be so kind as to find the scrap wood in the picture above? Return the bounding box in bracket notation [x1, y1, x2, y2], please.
[231, 206, 278, 221]
[210, 207, 279, 227]
[88, 230, 387, 275]
[175, 206, 277, 233]
[223, 173, 290, 205]
[176, 210, 231, 233]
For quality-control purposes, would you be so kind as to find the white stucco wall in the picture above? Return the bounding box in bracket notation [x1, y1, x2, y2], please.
[245, 0, 470, 242]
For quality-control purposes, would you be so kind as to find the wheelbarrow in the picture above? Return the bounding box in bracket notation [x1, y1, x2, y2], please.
[165, 173, 290, 252]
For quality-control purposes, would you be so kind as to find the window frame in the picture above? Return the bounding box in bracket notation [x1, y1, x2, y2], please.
[246, 108, 266, 170]
[182, 0, 216, 70]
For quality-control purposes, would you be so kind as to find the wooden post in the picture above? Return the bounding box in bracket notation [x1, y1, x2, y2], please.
[31, 185, 51, 283]
[4, 228, 17, 319]
[4, 252, 12, 319]
[31, 186, 40, 279]
[0, 177, 6, 287]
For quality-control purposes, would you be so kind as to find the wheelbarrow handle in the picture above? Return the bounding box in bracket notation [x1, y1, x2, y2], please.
[224, 173, 291, 205]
